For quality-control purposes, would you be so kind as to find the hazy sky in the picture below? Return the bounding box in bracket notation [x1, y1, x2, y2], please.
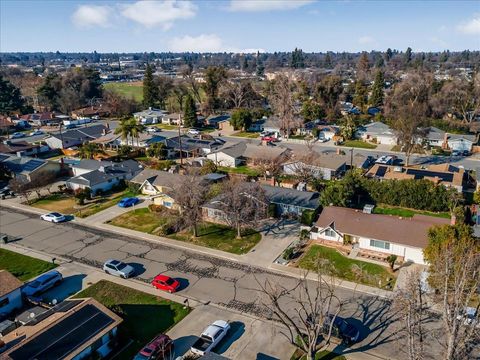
[1, 0, 479, 53]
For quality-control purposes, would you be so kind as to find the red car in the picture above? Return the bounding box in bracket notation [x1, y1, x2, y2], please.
[151, 274, 180, 293]
[134, 334, 174, 360]
[261, 136, 277, 142]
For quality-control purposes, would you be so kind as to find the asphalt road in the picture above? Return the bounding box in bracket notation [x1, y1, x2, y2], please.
[0, 206, 448, 360]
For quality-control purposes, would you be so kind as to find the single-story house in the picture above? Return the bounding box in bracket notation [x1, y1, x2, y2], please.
[310, 206, 450, 264]
[0, 153, 62, 182]
[0, 270, 23, 316]
[262, 117, 282, 137]
[20, 112, 58, 127]
[0, 140, 49, 157]
[118, 133, 167, 148]
[205, 114, 231, 129]
[248, 118, 266, 132]
[162, 113, 182, 125]
[164, 135, 225, 157]
[1, 298, 122, 360]
[318, 126, 339, 141]
[243, 143, 290, 165]
[206, 142, 247, 168]
[356, 122, 397, 145]
[283, 153, 347, 180]
[66, 159, 143, 194]
[133, 108, 166, 125]
[366, 163, 465, 192]
[425, 127, 477, 151]
[45, 125, 108, 149]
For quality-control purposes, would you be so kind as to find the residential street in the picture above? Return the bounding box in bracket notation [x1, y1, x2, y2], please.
[0, 205, 447, 360]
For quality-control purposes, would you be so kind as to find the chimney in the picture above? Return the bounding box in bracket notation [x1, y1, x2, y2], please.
[450, 214, 456, 226]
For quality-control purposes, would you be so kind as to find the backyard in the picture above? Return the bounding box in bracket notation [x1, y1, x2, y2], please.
[108, 207, 262, 254]
[298, 245, 396, 290]
[341, 140, 377, 149]
[73, 280, 189, 360]
[373, 204, 450, 219]
[218, 165, 261, 177]
[0, 248, 57, 281]
[103, 81, 143, 102]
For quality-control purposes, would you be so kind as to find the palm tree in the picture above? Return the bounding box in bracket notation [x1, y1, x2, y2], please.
[78, 142, 105, 159]
[129, 118, 145, 148]
[115, 118, 133, 146]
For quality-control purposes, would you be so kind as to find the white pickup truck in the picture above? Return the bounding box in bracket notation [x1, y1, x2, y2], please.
[190, 320, 230, 356]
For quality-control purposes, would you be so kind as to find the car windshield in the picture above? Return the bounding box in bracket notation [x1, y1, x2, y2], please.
[142, 348, 153, 354]
[165, 278, 175, 285]
[117, 262, 127, 270]
[51, 212, 62, 217]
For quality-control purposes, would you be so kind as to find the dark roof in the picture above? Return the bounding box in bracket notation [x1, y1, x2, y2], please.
[0, 154, 47, 174]
[68, 161, 142, 187]
[73, 159, 141, 173]
[50, 125, 107, 143]
[7, 302, 119, 360]
[315, 206, 450, 248]
[206, 114, 231, 124]
[0, 141, 39, 154]
[261, 185, 319, 210]
[130, 169, 185, 188]
[164, 135, 225, 152]
[213, 142, 247, 158]
[0, 270, 23, 297]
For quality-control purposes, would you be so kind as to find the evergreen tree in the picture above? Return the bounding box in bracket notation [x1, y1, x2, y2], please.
[369, 70, 385, 107]
[385, 48, 393, 62]
[353, 80, 368, 112]
[183, 94, 198, 128]
[291, 48, 305, 69]
[404, 47, 413, 65]
[143, 64, 158, 108]
[230, 108, 253, 130]
[324, 53, 333, 68]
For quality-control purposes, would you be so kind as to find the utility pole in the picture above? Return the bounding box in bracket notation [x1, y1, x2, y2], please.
[59, 123, 64, 150]
[350, 147, 354, 168]
[178, 114, 183, 165]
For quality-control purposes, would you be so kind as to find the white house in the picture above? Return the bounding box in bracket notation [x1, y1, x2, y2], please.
[206, 142, 246, 168]
[425, 127, 477, 151]
[133, 108, 166, 125]
[310, 206, 450, 265]
[283, 152, 347, 180]
[356, 122, 397, 145]
[0, 270, 23, 316]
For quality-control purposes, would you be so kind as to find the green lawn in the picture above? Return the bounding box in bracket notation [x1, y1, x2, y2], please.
[73, 280, 189, 360]
[31, 194, 78, 214]
[373, 205, 450, 219]
[0, 248, 57, 281]
[170, 222, 262, 255]
[107, 208, 169, 234]
[342, 140, 377, 149]
[152, 123, 178, 130]
[233, 131, 260, 138]
[298, 245, 395, 290]
[218, 165, 261, 177]
[103, 82, 143, 102]
[75, 189, 138, 218]
[291, 349, 346, 360]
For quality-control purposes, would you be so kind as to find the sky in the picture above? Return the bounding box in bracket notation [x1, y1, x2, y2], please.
[1, 0, 479, 53]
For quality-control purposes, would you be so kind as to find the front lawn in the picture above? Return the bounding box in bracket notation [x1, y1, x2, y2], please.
[341, 140, 377, 149]
[0, 248, 57, 281]
[75, 189, 138, 218]
[233, 131, 260, 138]
[298, 245, 395, 290]
[218, 165, 261, 177]
[107, 207, 169, 234]
[291, 349, 347, 360]
[31, 194, 78, 214]
[73, 280, 189, 360]
[373, 205, 450, 219]
[170, 223, 261, 255]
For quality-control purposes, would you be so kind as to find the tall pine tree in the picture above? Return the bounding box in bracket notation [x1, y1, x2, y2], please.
[143, 64, 158, 108]
[353, 80, 368, 112]
[369, 70, 385, 107]
[183, 94, 198, 128]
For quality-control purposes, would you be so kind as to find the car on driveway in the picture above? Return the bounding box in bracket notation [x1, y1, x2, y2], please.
[0, 187, 15, 199]
[151, 274, 180, 293]
[118, 197, 139, 208]
[188, 128, 200, 136]
[322, 314, 360, 344]
[146, 127, 161, 133]
[103, 259, 135, 278]
[134, 334, 174, 360]
[191, 320, 230, 356]
[29, 130, 44, 136]
[11, 132, 25, 139]
[40, 212, 66, 223]
[22, 270, 63, 297]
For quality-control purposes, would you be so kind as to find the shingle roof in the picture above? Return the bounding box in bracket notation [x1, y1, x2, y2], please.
[0, 270, 23, 297]
[213, 142, 247, 158]
[130, 169, 185, 189]
[261, 185, 319, 210]
[243, 143, 289, 161]
[0, 141, 40, 154]
[68, 160, 143, 187]
[49, 125, 107, 143]
[0, 153, 47, 174]
[315, 206, 450, 248]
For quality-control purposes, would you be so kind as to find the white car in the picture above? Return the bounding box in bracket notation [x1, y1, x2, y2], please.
[29, 130, 44, 136]
[188, 129, 200, 136]
[40, 212, 66, 223]
[103, 259, 135, 278]
[191, 320, 230, 356]
[146, 127, 161, 133]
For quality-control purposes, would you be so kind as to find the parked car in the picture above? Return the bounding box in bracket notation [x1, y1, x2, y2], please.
[188, 128, 200, 136]
[103, 259, 135, 278]
[118, 197, 139, 208]
[40, 212, 66, 223]
[451, 150, 462, 157]
[456, 307, 479, 327]
[11, 132, 25, 139]
[462, 150, 471, 157]
[29, 130, 44, 136]
[133, 334, 174, 360]
[22, 270, 63, 297]
[191, 320, 230, 356]
[151, 274, 180, 293]
[261, 136, 278, 142]
[322, 314, 360, 344]
[0, 188, 15, 199]
[146, 127, 161, 133]
[260, 131, 272, 137]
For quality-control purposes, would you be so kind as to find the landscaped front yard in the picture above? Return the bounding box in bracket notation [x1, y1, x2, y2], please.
[341, 140, 377, 149]
[73, 280, 189, 360]
[233, 131, 260, 138]
[298, 245, 396, 290]
[218, 165, 261, 177]
[108, 207, 262, 254]
[31, 194, 78, 214]
[0, 248, 57, 281]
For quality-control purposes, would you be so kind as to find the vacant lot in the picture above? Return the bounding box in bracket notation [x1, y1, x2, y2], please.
[103, 82, 143, 102]
[298, 245, 395, 290]
[73, 280, 189, 360]
[0, 248, 57, 281]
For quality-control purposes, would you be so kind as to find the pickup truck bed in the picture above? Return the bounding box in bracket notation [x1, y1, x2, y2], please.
[191, 336, 212, 354]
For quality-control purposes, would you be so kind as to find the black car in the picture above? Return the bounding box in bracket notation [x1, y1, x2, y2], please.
[322, 314, 360, 344]
[462, 150, 471, 157]
[0, 188, 15, 199]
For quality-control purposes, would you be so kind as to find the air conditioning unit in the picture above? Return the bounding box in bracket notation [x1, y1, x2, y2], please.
[393, 166, 403, 172]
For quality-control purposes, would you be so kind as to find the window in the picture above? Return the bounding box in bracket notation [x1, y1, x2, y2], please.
[370, 239, 390, 250]
[0, 297, 9, 308]
[163, 201, 172, 208]
[324, 228, 336, 237]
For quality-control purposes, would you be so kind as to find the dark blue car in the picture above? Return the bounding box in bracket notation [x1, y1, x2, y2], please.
[118, 197, 139, 208]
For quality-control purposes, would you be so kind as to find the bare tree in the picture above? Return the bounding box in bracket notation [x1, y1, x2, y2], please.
[393, 269, 428, 360]
[256, 271, 342, 360]
[269, 74, 296, 138]
[385, 72, 431, 167]
[286, 151, 321, 184]
[180, 65, 202, 103]
[8, 177, 32, 202]
[250, 149, 288, 182]
[213, 179, 267, 238]
[171, 173, 209, 237]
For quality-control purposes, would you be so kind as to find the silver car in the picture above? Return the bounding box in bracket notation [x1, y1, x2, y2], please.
[103, 259, 135, 278]
[41, 212, 66, 223]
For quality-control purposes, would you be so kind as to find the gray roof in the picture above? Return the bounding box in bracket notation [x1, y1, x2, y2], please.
[130, 169, 185, 189]
[0, 153, 47, 174]
[261, 185, 319, 210]
[68, 160, 143, 187]
[213, 142, 247, 158]
[243, 143, 289, 161]
[133, 108, 166, 117]
[358, 122, 393, 135]
[49, 125, 108, 143]
[426, 127, 476, 142]
[73, 159, 142, 173]
[164, 136, 225, 152]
